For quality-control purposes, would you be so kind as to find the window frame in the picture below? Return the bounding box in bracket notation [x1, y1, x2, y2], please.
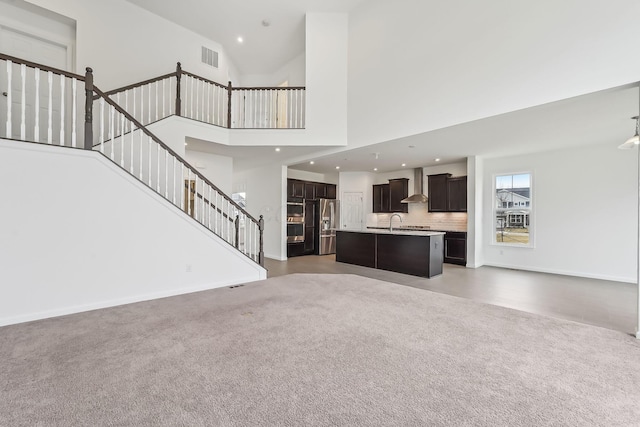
[492, 171, 534, 248]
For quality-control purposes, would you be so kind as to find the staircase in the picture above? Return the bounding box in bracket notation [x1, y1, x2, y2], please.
[0, 53, 278, 266]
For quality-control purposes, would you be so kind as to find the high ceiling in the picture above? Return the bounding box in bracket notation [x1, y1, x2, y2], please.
[126, 0, 368, 76]
[125, 0, 640, 175]
[187, 84, 639, 174]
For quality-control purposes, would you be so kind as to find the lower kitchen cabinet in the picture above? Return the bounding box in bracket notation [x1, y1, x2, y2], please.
[287, 242, 305, 258]
[336, 230, 444, 278]
[444, 231, 467, 265]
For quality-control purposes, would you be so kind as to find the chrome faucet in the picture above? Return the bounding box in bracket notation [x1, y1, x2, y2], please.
[389, 213, 403, 231]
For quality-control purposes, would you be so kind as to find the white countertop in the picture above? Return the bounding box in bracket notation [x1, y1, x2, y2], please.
[339, 228, 445, 236]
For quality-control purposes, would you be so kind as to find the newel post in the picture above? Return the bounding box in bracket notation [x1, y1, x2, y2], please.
[175, 62, 182, 117]
[258, 215, 264, 266]
[83, 67, 93, 150]
[227, 80, 232, 128]
[234, 215, 240, 249]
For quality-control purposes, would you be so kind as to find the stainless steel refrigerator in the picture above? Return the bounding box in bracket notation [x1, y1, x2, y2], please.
[317, 198, 340, 255]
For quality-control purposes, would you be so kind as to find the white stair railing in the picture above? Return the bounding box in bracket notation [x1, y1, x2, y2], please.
[101, 62, 306, 129]
[0, 52, 264, 266]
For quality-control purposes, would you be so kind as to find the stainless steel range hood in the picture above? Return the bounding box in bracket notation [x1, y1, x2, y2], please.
[401, 168, 428, 203]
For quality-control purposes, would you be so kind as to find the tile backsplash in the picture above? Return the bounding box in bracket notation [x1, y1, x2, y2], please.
[366, 203, 467, 231]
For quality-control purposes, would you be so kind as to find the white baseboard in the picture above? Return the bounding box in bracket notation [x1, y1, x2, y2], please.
[483, 262, 636, 284]
[0, 276, 260, 327]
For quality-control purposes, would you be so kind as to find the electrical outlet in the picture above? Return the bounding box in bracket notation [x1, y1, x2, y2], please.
[186, 264, 192, 272]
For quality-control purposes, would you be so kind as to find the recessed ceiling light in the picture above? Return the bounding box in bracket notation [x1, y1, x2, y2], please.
[401, 163, 406, 167]
[184, 142, 188, 146]
[237, 36, 244, 43]
[435, 158, 441, 162]
[408, 145, 415, 148]
[374, 168, 378, 171]
[335, 166, 340, 170]
[262, 19, 271, 27]
[309, 161, 315, 165]
[275, 147, 280, 152]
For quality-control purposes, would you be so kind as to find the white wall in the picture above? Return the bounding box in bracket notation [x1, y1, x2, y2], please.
[287, 169, 337, 184]
[482, 143, 637, 282]
[305, 13, 348, 146]
[347, 0, 640, 149]
[185, 149, 233, 195]
[234, 164, 287, 260]
[240, 52, 305, 87]
[27, 0, 237, 89]
[467, 156, 484, 268]
[0, 139, 266, 326]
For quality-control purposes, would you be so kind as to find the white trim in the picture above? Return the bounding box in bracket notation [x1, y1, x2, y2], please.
[492, 171, 534, 248]
[484, 261, 635, 284]
[0, 276, 258, 327]
[0, 9, 75, 72]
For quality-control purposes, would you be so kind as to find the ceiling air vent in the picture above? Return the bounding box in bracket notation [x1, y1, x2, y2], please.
[201, 46, 219, 68]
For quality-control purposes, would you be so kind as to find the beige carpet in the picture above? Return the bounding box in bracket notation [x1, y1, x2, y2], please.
[1, 274, 639, 426]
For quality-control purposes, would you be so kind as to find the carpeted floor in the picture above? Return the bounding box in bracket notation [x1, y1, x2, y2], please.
[1, 274, 639, 426]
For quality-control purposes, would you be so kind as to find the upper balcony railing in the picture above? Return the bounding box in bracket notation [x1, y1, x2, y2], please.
[100, 63, 305, 130]
[0, 53, 264, 266]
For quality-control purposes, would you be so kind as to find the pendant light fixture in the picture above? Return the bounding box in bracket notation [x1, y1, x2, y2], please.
[619, 115, 640, 149]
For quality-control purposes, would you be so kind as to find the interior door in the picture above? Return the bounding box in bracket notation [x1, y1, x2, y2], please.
[341, 192, 363, 230]
[0, 26, 70, 143]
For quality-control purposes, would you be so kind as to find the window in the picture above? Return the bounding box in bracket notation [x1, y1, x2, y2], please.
[494, 173, 532, 246]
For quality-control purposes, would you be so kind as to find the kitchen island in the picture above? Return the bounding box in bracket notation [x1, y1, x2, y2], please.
[335, 229, 445, 278]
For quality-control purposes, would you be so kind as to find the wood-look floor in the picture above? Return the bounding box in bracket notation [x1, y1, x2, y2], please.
[265, 255, 637, 335]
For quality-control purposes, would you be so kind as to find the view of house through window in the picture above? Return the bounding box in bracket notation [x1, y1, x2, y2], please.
[495, 173, 531, 245]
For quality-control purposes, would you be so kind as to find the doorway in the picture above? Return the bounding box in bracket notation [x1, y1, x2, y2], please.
[341, 191, 364, 230]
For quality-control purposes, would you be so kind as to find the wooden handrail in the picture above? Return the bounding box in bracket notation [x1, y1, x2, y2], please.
[182, 70, 229, 90]
[0, 52, 85, 81]
[100, 72, 176, 97]
[92, 86, 259, 224]
[232, 86, 306, 91]
[186, 182, 235, 223]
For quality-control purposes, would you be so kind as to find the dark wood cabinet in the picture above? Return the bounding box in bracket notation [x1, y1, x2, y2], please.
[326, 184, 337, 199]
[444, 231, 467, 265]
[335, 231, 377, 268]
[304, 182, 315, 200]
[389, 178, 409, 213]
[303, 200, 316, 255]
[336, 231, 443, 278]
[372, 179, 408, 213]
[428, 174, 450, 212]
[428, 174, 467, 212]
[287, 179, 336, 202]
[315, 183, 327, 199]
[372, 184, 389, 213]
[287, 242, 305, 258]
[377, 233, 443, 278]
[447, 177, 467, 212]
[287, 179, 304, 200]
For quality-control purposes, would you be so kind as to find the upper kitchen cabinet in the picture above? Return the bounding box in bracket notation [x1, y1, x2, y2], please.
[428, 174, 467, 212]
[326, 184, 337, 199]
[447, 176, 467, 212]
[389, 178, 409, 213]
[287, 179, 337, 201]
[315, 183, 327, 199]
[304, 182, 316, 200]
[428, 174, 450, 212]
[287, 179, 304, 200]
[372, 179, 408, 213]
[372, 184, 389, 213]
